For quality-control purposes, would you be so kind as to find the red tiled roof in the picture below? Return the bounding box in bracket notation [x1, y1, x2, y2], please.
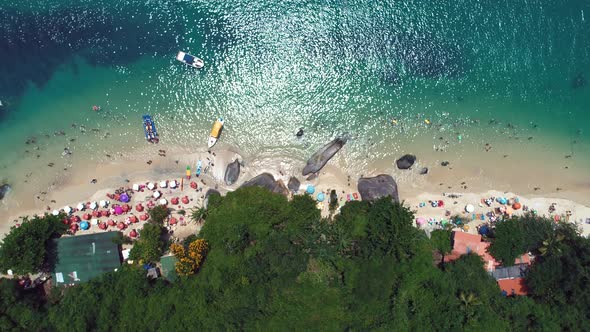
[445, 231, 530, 271]
[497, 278, 528, 296]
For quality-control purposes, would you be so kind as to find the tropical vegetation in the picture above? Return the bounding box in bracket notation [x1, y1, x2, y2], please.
[1, 187, 589, 330]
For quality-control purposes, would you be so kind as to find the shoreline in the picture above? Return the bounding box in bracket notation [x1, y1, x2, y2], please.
[2, 145, 590, 239]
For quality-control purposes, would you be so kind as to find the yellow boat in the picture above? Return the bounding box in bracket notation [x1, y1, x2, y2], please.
[208, 117, 224, 148]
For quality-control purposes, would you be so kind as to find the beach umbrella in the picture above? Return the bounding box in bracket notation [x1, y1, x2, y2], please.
[416, 217, 426, 226]
[122, 204, 131, 213]
[92, 210, 100, 218]
[129, 215, 138, 223]
[169, 217, 178, 225]
[114, 206, 124, 215]
[52, 210, 60, 216]
[316, 192, 325, 202]
[101, 210, 110, 217]
[63, 206, 72, 214]
[513, 202, 522, 210]
[135, 203, 144, 212]
[70, 224, 78, 231]
[120, 193, 130, 203]
[117, 222, 126, 230]
[89, 201, 98, 210]
[306, 185, 315, 194]
[181, 196, 190, 204]
[170, 180, 177, 189]
[80, 221, 89, 230]
[159, 198, 168, 205]
[91, 218, 99, 225]
[76, 202, 85, 211]
[160, 180, 168, 188]
[153, 191, 161, 199]
[107, 219, 116, 226]
[82, 213, 91, 220]
[132, 184, 140, 191]
[99, 200, 108, 208]
[147, 182, 155, 190]
[465, 204, 475, 213]
[129, 229, 138, 238]
[140, 214, 149, 221]
[98, 222, 107, 230]
[190, 182, 198, 189]
[171, 197, 179, 205]
[498, 197, 507, 205]
[479, 225, 490, 236]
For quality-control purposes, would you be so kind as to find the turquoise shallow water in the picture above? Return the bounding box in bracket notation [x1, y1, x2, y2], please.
[0, 0, 589, 204]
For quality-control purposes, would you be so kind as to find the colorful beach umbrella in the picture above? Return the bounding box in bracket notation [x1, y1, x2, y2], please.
[120, 193, 130, 203]
[306, 185, 315, 194]
[80, 221, 89, 230]
[316, 192, 325, 202]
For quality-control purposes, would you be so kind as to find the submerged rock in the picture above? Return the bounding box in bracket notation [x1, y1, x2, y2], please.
[357, 175, 399, 202]
[302, 136, 348, 176]
[287, 177, 301, 192]
[396, 154, 416, 170]
[0, 184, 10, 200]
[239, 173, 289, 196]
[224, 159, 240, 185]
[572, 72, 586, 89]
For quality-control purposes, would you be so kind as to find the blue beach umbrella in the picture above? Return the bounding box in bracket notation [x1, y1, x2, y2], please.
[306, 185, 315, 194]
[316, 192, 325, 202]
[80, 221, 90, 230]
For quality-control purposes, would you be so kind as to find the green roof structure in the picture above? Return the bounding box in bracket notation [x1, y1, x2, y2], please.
[52, 232, 122, 285]
[160, 255, 178, 281]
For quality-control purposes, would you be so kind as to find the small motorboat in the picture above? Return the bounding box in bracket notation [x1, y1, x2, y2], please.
[208, 117, 224, 148]
[142, 115, 159, 143]
[176, 51, 204, 69]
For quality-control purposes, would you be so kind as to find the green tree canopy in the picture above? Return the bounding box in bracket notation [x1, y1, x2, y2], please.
[0, 214, 67, 275]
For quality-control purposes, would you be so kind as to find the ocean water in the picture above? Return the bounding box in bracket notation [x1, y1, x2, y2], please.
[0, 0, 589, 208]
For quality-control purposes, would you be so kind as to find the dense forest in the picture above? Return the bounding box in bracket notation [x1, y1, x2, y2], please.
[1, 187, 590, 331]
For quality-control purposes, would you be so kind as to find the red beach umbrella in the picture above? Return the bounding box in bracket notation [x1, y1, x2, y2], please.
[101, 210, 110, 217]
[98, 222, 107, 230]
[135, 203, 144, 212]
[171, 197, 179, 205]
[82, 213, 91, 220]
[129, 229, 138, 238]
[169, 217, 178, 225]
[140, 213, 149, 221]
[70, 224, 79, 231]
[122, 204, 131, 213]
[181, 196, 189, 204]
[190, 182, 197, 189]
[92, 210, 100, 218]
[117, 222, 126, 230]
[62, 218, 70, 225]
[107, 219, 116, 226]
[513, 202, 522, 210]
[129, 215, 138, 223]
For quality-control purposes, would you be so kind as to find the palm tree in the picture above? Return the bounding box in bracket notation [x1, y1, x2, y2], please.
[190, 207, 208, 224]
[539, 233, 565, 256]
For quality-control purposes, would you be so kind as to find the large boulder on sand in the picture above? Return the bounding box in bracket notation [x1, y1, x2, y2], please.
[396, 154, 416, 170]
[239, 173, 289, 196]
[0, 184, 10, 201]
[224, 159, 240, 185]
[204, 189, 221, 209]
[357, 175, 399, 202]
[287, 177, 301, 192]
[302, 136, 348, 176]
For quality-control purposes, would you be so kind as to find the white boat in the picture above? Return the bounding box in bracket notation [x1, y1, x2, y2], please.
[208, 117, 224, 148]
[176, 51, 204, 69]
